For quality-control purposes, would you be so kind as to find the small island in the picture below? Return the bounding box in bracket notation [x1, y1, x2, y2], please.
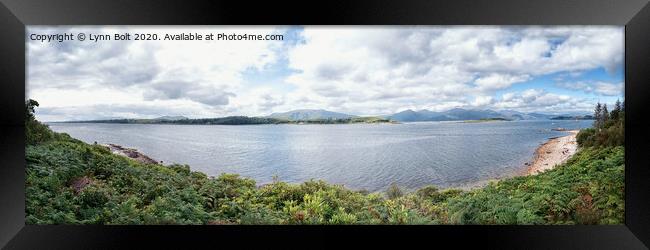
[550, 115, 595, 120]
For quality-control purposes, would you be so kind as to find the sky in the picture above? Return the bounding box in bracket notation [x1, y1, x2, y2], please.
[27, 26, 624, 121]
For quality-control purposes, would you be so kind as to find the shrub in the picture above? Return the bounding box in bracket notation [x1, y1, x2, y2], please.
[576, 128, 596, 147]
[416, 185, 439, 199]
[386, 183, 403, 199]
[77, 184, 109, 208]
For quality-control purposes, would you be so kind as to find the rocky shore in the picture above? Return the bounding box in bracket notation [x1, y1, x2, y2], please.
[103, 143, 161, 165]
[526, 130, 579, 175]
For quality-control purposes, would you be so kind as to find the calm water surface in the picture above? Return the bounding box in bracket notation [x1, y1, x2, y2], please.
[48, 120, 592, 192]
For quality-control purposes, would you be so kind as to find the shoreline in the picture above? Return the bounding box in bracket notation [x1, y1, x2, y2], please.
[102, 143, 161, 165]
[446, 129, 581, 191]
[526, 130, 579, 175]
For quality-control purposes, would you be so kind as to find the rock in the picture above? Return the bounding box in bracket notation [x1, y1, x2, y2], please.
[105, 143, 160, 165]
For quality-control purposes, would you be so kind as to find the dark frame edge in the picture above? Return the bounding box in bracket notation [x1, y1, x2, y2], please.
[1, 0, 649, 25]
[0, 0, 649, 249]
[3, 225, 649, 249]
[625, 1, 650, 248]
[0, 1, 26, 249]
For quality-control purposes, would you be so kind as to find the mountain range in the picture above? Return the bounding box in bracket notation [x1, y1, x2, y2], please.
[387, 108, 558, 122]
[264, 108, 585, 122]
[153, 116, 189, 121]
[64, 109, 590, 124]
[267, 109, 357, 120]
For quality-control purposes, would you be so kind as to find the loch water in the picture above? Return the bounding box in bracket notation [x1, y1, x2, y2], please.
[49, 120, 592, 192]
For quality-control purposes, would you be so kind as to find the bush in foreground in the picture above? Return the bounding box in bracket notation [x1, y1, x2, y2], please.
[26, 132, 624, 225]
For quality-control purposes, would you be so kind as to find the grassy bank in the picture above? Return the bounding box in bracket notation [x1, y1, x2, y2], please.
[25, 101, 624, 225]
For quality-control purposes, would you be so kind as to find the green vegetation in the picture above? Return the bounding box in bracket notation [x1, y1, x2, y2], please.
[25, 99, 624, 225]
[292, 116, 392, 124]
[75, 116, 284, 125]
[577, 100, 624, 148]
[63, 116, 392, 125]
[446, 146, 623, 224]
[26, 99, 68, 145]
[550, 115, 595, 120]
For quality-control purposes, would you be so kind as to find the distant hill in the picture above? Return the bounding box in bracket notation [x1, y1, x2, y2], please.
[66, 116, 280, 125]
[153, 116, 189, 121]
[550, 115, 595, 120]
[63, 112, 389, 125]
[444, 108, 504, 120]
[388, 109, 443, 122]
[267, 109, 356, 121]
[61, 108, 590, 125]
[388, 108, 503, 122]
[498, 110, 554, 120]
[526, 113, 556, 120]
[388, 108, 561, 122]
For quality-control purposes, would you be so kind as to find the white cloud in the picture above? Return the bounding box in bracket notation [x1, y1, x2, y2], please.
[471, 96, 494, 106]
[491, 89, 588, 114]
[474, 73, 531, 91]
[28, 26, 287, 120]
[27, 26, 624, 120]
[594, 82, 623, 96]
[557, 81, 623, 96]
[502, 92, 516, 101]
[283, 26, 623, 115]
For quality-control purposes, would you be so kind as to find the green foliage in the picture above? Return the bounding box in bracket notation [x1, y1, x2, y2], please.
[578, 101, 624, 148]
[576, 128, 596, 147]
[25, 99, 55, 145]
[386, 183, 403, 199]
[446, 147, 624, 225]
[26, 99, 624, 225]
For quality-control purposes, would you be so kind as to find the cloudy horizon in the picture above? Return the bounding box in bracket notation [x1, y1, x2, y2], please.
[27, 26, 624, 122]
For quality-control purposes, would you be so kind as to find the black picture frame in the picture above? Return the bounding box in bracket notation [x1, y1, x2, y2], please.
[1, 0, 649, 248]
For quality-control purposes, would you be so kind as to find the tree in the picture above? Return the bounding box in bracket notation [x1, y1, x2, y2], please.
[580, 102, 625, 147]
[611, 99, 621, 121]
[594, 102, 602, 128]
[621, 101, 625, 112]
[25, 99, 39, 122]
[602, 104, 609, 124]
[25, 99, 53, 145]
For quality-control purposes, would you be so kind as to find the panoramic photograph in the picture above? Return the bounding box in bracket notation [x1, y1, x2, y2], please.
[25, 26, 624, 225]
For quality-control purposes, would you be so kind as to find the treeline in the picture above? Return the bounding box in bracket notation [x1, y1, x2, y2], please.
[576, 100, 624, 147]
[550, 115, 595, 120]
[294, 117, 392, 124]
[148, 116, 281, 125]
[65, 116, 391, 125]
[25, 99, 624, 225]
[66, 116, 286, 125]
